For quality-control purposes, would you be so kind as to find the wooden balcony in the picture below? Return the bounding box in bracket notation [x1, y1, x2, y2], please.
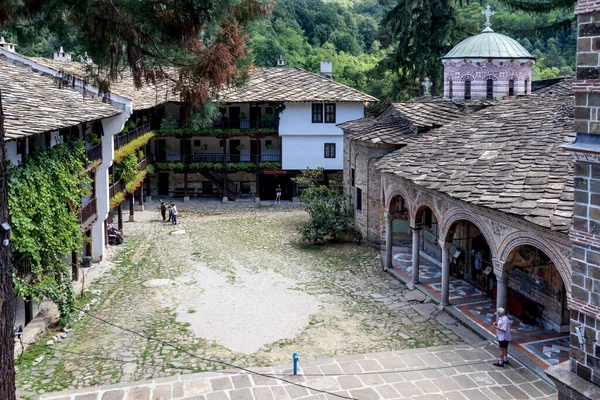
[114, 123, 152, 150]
[212, 118, 278, 130]
[109, 180, 125, 198]
[158, 153, 280, 163]
[78, 197, 98, 229]
[86, 142, 102, 163]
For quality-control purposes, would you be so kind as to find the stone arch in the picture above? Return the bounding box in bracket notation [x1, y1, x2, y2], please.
[384, 184, 413, 215]
[483, 74, 498, 81]
[439, 210, 498, 259]
[411, 197, 443, 229]
[497, 232, 571, 291]
[461, 74, 474, 82]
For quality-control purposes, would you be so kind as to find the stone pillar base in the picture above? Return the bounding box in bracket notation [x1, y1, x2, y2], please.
[146, 196, 152, 202]
[438, 303, 448, 310]
[546, 361, 600, 400]
[129, 215, 135, 222]
[255, 197, 260, 204]
[222, 197, 228, 204]
[183, 196, 190, 203]
[134, 205, 145, 212]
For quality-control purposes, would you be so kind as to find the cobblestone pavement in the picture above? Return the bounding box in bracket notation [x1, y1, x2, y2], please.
[35, 342, 557, 400]
[17, 201, 468, 397]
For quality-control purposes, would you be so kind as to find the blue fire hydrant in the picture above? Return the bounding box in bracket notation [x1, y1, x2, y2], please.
[292, 352, 299, 375]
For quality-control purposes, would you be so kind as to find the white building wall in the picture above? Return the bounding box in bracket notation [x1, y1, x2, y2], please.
[6, 140, 20, 165]
[282, 135, 343, 170]
[92, 111, 130, 262]
[279, 102, 363, 170]
[279, 102, 364, 136]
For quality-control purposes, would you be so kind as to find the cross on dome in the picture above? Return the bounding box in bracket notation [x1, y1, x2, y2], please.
[481, 5, 495, 29]
[421, 77, 432, 96]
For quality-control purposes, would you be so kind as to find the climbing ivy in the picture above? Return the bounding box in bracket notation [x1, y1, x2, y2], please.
[8, 141, 91, 321]
[114, 153, 139, 182]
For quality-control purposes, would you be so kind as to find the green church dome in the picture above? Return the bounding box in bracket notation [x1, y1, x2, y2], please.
[442, 28, 536, 60]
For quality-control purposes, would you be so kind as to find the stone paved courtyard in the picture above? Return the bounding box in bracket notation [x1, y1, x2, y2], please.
[15, 201, 468, 398]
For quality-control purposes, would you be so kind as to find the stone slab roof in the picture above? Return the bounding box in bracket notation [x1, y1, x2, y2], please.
[339, 113, 417, 145]
[340, 100, 470, 145]
[219, 66, 378, 103]
[30, 57, 179, 111]
[0, 62, 122, 141]
[377, 87, 575, 233]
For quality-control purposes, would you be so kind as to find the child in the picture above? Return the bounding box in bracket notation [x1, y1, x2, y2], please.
[275, 184, 282, 204]
[170, 202, 178, 225]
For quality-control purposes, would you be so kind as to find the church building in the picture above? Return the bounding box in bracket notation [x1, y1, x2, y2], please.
[342, 6, 576, 376]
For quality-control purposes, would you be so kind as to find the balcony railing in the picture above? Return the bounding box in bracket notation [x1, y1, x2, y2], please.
[109, 180, 125, 198]
[86, 143, 102, 162]
[158, 153, 281, 163]
[114, 123, 152, 150]
[211, 118, 279, 130]
[78, 197, 97, 227]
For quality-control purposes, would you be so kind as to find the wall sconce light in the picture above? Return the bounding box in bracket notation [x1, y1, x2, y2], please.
[0, 222, 11, 233]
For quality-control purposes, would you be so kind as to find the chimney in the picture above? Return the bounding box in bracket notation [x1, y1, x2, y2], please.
[53, 46, 72, 61]
[320, 60, 333, 79]
[80, 52, 93, 64]
[0, 37, 16, 53]
[277, 56, 285, 68]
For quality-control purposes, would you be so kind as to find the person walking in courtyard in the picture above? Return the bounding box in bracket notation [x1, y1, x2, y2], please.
[159, 200, 166, 221]
[493, 307, 511, 367]
[275, 184, 282, 204]
[170, 202, 178, 225]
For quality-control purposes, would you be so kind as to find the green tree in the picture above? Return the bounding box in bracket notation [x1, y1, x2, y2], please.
[293, 168, 353, 242]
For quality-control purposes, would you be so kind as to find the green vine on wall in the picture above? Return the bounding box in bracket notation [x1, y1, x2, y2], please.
[8, 141, 91, 321]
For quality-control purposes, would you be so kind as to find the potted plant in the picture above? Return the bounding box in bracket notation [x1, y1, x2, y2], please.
[87, 132, 101, 145]
[265, 143, 273, 150]
[200, 144, 209, 150]
[236, 144, 245, 151]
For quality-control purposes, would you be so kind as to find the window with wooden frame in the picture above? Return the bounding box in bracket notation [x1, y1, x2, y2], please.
[324, 143, 336, 158]
[324, 103, 336, 123]
[312, 104, 323, 123]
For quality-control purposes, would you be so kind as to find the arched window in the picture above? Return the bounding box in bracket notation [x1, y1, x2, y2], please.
[464, 80, 471, 100]
[508, 80, 515, 96]
[486, 79, 494, 100]
[524, 79, 528, 94]
[448, 80, 453, 99]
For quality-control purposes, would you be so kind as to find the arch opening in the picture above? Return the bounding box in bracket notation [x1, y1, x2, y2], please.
[445, 219, 494, 291]
[464, 79, 471, 100]
[503, 244, 569, 332]
[415, 205, 440, 260]
[486, 79, 494, 100]
[388, 194, 411, 247]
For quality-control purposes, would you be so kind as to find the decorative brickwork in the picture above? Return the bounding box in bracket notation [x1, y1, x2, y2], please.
[547, 2, 600, 398]
[443, 60, 533, 101]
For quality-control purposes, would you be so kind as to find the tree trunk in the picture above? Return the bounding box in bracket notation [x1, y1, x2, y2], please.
[0, 90, 17, 399]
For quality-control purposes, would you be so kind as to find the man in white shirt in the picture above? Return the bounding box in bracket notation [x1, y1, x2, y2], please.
[492, 307, 511, 367]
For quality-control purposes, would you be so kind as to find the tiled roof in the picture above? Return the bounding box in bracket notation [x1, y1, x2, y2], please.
[377, 87, 575, 233]
[218, 67, 378, 103]
[390, 101, 468, 129]
[30, 58, 179, 111]
[339, 113, 417, 145]
[340, 100, 470, 145]
[0, 62, 122, 141]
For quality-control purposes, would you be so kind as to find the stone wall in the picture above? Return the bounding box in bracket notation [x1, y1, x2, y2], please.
[344, 138, 399, 246]
[548, 2, 600, 398]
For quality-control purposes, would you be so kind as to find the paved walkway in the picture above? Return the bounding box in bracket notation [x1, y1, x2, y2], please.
[34, 342, 557, 400]
[390, 249, 569, 379]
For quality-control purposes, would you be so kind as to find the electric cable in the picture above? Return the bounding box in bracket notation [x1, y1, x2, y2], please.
[6, 273, 356, 400]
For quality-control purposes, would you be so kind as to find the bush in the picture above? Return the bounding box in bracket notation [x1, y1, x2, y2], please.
[293, 168, 353, 242]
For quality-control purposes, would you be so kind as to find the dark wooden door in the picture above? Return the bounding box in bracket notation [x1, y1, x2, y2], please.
[229, 107, 241, 129]
[250, 140, 261, 163]
[250, 107, 261, 128]
[158, 172, 170, 195]
[229, 139, 240, 163]
[155, 139, 166, 162]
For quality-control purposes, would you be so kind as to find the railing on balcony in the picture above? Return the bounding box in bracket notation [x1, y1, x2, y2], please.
[114, 123, 152, 150]
[158, 153, 281, 163]
[211, 118, 279, 130]
[86, 143, 102, 162]
[78, 197, 97, 227]
[13, 254, 32, 279]
[109, 180, 125, 198]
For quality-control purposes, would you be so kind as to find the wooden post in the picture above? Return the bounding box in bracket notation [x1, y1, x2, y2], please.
[71, 251, 79, 282]
[129, 194, 135, 222]
[24, 296, 33, 325]
[138, 181, 144, 207]
[222, 135, 228, 203]
[117, 203, 123, 230]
